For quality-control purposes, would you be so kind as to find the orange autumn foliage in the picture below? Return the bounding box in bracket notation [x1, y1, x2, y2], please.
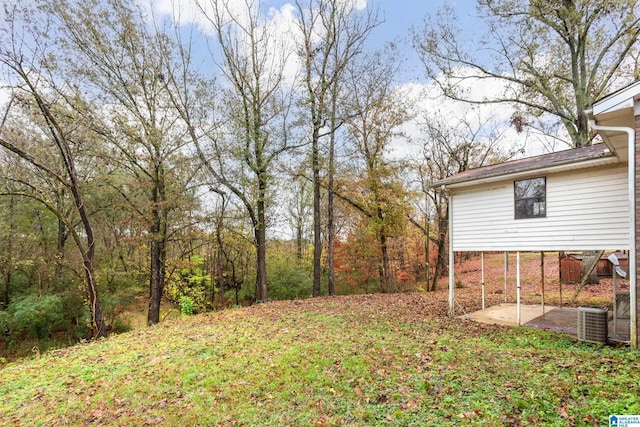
[332, 225, 436, 294]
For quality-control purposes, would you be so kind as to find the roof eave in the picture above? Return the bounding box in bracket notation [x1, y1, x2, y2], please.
[592, 80, 640, 116]
[436, 154, 619, 191]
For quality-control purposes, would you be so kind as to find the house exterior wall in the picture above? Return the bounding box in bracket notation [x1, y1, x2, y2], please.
[450, 162, 629, 251]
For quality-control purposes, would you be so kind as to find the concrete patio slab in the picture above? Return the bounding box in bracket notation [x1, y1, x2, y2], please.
[459, 303, 560, 327]
[461, 303, 630, 343]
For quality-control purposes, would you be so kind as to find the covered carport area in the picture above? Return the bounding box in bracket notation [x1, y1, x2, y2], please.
[436, 81, 640, 348]
[434, 142, 635, 346]
[450, 250, 631, 343]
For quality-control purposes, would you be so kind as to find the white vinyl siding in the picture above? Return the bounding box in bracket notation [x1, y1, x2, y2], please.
[450, 163, 629, 251]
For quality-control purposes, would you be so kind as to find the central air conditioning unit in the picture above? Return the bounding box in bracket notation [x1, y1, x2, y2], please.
[577, 306, 608, 344]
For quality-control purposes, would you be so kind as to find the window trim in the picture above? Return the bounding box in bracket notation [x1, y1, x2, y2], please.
[514, 177, 546, 219]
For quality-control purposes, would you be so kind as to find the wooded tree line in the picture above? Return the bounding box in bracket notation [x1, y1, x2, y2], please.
[0, 0, 637, 350]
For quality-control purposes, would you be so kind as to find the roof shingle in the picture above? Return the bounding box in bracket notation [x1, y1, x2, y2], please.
[433, 144, 614, 188]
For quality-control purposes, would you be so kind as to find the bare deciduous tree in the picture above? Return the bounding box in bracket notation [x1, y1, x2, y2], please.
[50, 0, 196, 325]
[414, 109, 518, 289]
[295, 0, 380, 296]
[183, 0, 297, 302]
[414, 0, 640, 148]
[343, 45, 411, 294]
[0, 5, 107, 336]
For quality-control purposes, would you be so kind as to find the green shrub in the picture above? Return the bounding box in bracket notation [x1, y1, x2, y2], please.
[0, 310, 11, 335]
[58, 291, 92, 338]
[165, 257, 210, 312]
[179, 296, 195, 316]
[9, 294, 64, 339]
[268, 256, 312, 301]
[111, 318, 132, 334]
[73, 322, 92, 340]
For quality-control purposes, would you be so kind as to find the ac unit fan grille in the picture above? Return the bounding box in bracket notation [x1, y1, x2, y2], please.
[577, 307, 608, 344]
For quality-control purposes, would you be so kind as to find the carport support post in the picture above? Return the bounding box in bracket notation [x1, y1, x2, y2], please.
[613, 269, 618, 335]
[481, 252, 485, 310]
[448, 201, 455, 317]
[541, 251, 545, 315]
[504, 252, 508, 303]
[559, 281, 563, 307]
[517, 251, 521, 326]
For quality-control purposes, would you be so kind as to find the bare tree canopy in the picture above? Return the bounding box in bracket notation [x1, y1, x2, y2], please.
[414, 0, 640, 148]
[0, 3, 108, 337]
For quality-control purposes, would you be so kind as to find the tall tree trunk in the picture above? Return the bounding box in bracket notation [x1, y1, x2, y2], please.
[255, 195, 268, 303]
[76, 190, 107, 338]
[148, 238, 166, 325]
[296, 221, 304, 263]
[312, 131, 322, 297]
[425, 215, 432, 292]
[84, 258, 107, 338]
[147, 229, 167, 325]
[63, 129, 107, 338]
[215, 225, 225, 308]
[327, 93, 337, 296]
[147, 172, 168, 326]
[208, 244, 215, 307]
[3, 195, 15, 309]
[377, 207, 393, 293]
[327, 187, 335, 295]
[380, 232, 393, 293]
[55, 216, 66, 283]
[2, 270, 9, 310]
[432, 202, 449, 291]
[54, 188, 69, 285]
[216, 245, 225, 308]
[214, 197, 226, 308]
[2, 267, 9, 310]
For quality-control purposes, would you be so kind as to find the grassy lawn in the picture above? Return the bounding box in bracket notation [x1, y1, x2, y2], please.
[1, 293, 639, 426]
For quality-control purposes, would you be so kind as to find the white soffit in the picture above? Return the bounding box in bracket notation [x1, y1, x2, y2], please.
[593, 81, 640, 115]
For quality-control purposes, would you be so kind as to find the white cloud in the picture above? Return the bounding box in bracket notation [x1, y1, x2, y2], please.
[145, 0, 299, 37]
[143, 0, 301, 85]
[386, 68, 566, 162]
[0, 87, 10, 108]
[144, 0, 369, 82]
[340, 0, 367, 11]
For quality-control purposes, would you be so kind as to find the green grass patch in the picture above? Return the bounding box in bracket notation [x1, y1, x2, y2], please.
[0, 294, 638, 426]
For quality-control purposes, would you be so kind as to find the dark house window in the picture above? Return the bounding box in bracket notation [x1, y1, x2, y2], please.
[514, 177, 546, 219]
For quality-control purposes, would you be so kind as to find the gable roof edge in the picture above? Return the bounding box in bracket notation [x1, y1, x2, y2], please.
[434, 149, 617, 191]
[592, 80, 640, 115]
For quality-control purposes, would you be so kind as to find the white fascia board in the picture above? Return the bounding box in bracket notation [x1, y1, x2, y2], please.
[593, 98, 634, 116]
[592, 81, 640, 115]
[443, 156, 619, 191]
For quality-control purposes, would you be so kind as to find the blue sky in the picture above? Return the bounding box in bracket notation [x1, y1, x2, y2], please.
[254, 0, 478, 82]
[366, 0, 483, 81]
[366, 0, 437, 45]
[156, 0, 482, 83]
[370, 0, 477, 43]
[366, 0, 443, 81]
[260, 0, 477, 45]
